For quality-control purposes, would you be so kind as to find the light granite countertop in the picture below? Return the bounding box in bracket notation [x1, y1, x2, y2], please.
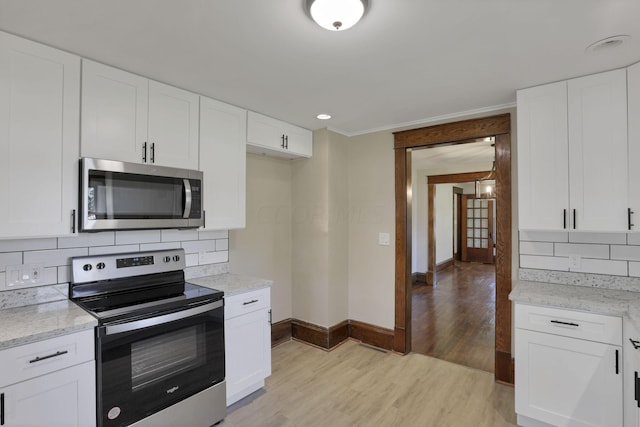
[0, 299, 97, 350]
[189, 273, 272, 296]
[510, 279, 640, 329]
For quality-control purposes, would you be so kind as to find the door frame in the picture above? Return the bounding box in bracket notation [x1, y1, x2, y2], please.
[393, 113, 513, 384]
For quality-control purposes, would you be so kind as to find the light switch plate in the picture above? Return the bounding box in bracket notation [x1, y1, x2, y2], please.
[378, 232, 390, 246]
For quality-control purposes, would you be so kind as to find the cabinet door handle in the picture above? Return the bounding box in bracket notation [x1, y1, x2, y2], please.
[573, 209, 576, 229]
[243, 299, 258, 306]
[630, 338, 640, 349]
[629, 208, 635, 231]
[563, 209, 567, 229]
[71, 209, 76, 234]
[550, 320, 579, 327]
[285, 135, 289, 149]
[1, 392, 4, 426]
[268, 309, 272, 324]
[636, 372, 640, 407]
[29, 350, 68, 364]
[143, 142, 148, 162]
[615, 349, 619, 374]
[151, 142, 155, 164]
[281, 134, 285, 149]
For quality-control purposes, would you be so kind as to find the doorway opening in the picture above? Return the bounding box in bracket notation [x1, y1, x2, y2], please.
[393, 113, 513, 384]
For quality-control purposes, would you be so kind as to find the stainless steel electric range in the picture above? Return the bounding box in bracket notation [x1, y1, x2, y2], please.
[69, 248, 226, 427]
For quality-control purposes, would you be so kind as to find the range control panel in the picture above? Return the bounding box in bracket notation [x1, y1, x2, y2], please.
[71, 249, 186, 284]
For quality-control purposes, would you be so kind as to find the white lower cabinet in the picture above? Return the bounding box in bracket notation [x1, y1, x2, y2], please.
[515, 304, 622, 427]
[0, 329, 96, 427]
[624, 318, 640, 427]
[224, 287, 271, 406]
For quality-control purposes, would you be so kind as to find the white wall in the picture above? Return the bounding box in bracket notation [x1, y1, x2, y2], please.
[435, 183, 454, 264]
[229, 153, 293, 323]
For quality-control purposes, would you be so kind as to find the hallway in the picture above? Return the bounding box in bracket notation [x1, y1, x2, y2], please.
[411, 262, 496, 373]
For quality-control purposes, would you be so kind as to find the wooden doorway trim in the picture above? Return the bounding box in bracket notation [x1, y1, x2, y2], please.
[426, 171, 492, 286]
[393, 113, 513, 384]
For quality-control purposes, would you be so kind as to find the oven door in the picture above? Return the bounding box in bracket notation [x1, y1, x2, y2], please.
[96, 300, 224, 427]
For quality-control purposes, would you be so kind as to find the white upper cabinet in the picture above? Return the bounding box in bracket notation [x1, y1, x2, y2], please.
[568, 69, 628, 231]
[517, 81, 569, 230]
[517, 68, 629, 231]
[82, 60, 199, 169]
[0, 32, 80, 238]
[628, 61, 640, 231]
[247, 111, 312, 159]
[199, 96, 247, 230]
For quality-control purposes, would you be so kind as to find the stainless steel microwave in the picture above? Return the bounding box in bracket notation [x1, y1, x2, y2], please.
[80, 158, 203, 232]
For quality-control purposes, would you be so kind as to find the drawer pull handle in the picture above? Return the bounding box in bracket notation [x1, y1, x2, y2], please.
[636, 371, 640, 408]
[550, 320, 579, 327]
[29, 350, 68, 364]
[615, 349, 620, 374]
[631, 338, 640, 350]
[243, 299, 259, 306]
[1, 392, 4, 425]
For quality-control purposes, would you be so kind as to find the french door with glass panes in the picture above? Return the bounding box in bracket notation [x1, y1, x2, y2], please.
[461, 195, 495, 264]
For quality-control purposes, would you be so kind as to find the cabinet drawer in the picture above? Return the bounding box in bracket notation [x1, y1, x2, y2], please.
[515, 304, 622, 345]
[225, 288, 270, 319]
[0, 329, 94, 388]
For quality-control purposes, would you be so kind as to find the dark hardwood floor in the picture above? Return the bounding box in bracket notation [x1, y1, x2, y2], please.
[411, 261, 496, 373]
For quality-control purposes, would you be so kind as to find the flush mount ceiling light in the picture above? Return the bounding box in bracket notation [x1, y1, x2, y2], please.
[317, 113, 332, 120]
[307, 0, 368, 31]
[586, 35, 631, 53]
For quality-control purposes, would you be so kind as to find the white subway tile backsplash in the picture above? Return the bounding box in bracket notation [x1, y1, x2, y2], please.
[88, 245, 140, 256]
[116, 230, 161, 245]
[216, 239, 229, 252]
[519, 230, 568, 243]
[199, 251, 228, 265]
[630, 262, 640, 278]
[519, 242, 554, 256]
[199, 230, 228, 240]
[41, 267, 58, 286]
[0, 253, 22, 271]
[182, 240, 216, 254]
[520, 255, 569, 271]
[57, 266, 71, 284]
[569, 231, 627, 245]
[185, 253, 199, 267]
[139, 242, 181, 252]
[24, 248, 88, 268]
[611, 245, 640, 262]
[554, 243, 609, 259]
[161, 229, 199, 242]
[57, 233, 114, 249]
[628, 233, 640, 246]
[574, 258, 627, 276]
[0, 238, 57, 253]
[0, 272, 5, 291]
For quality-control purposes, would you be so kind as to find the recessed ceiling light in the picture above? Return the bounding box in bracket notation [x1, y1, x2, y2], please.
[586, 35, 631, 53]
[317, 113, 332, 120]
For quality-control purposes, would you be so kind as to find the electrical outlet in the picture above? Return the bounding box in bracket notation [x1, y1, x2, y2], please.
[378, 232, 390, 246]
[569, 255, 582, 269]
[5, 263, 44, 287]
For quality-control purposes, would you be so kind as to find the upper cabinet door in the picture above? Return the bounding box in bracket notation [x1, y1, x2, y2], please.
[568, 69, 628, 231]
[247, 111, 312, 159]
[283, 122, 312, 158]
[517, 81, 569, 230]
[81, 59, 148, 164]
[148, 80, 199, 169]
[628, 62, 640, 231]
[199, 96, 246, 230]
[0, 32, 80, 238]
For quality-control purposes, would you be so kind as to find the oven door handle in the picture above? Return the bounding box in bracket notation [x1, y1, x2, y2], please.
[183, 179, 192, 219]
[103, 300, 223, 336]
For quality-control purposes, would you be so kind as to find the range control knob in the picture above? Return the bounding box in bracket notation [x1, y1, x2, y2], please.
[82, 264, 92, 271]
[163, 256, 171, 263]
[173, 255, 180, 262]
[96, 262, 106, 270]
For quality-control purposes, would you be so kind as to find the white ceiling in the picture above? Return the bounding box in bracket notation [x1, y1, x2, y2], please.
[1, 0, 638, 135]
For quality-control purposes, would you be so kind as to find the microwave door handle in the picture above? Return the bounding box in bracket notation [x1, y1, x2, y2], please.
[183, 179, 192, 219]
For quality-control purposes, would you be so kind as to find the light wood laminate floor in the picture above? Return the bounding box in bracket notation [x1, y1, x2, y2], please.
[222, 339, 517, 427]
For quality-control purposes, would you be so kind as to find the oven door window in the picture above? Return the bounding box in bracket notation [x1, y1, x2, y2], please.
[98, 307, 224, 427]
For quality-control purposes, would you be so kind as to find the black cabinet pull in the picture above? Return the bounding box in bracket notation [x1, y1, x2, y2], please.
[636, 371, 640, 408]
[285, 135, 289, 149]
[615, 349, 619, 374]
[243, 299, 258, 306]
[1, 392, 4, 425]
[550, 320, 579, 327]
[630, 338, 640, 349]
[71, 209, 76, 234]
[629, 208, 635, 231]
[143, 142, 148, 162]
[573, 209, 576, 229]
[29, 350, 68, 364]
[563, 209, 567, 229]
[268, 309, 272, 324]
[151, 142, 155, 164]
[281, 134, 286, 149]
